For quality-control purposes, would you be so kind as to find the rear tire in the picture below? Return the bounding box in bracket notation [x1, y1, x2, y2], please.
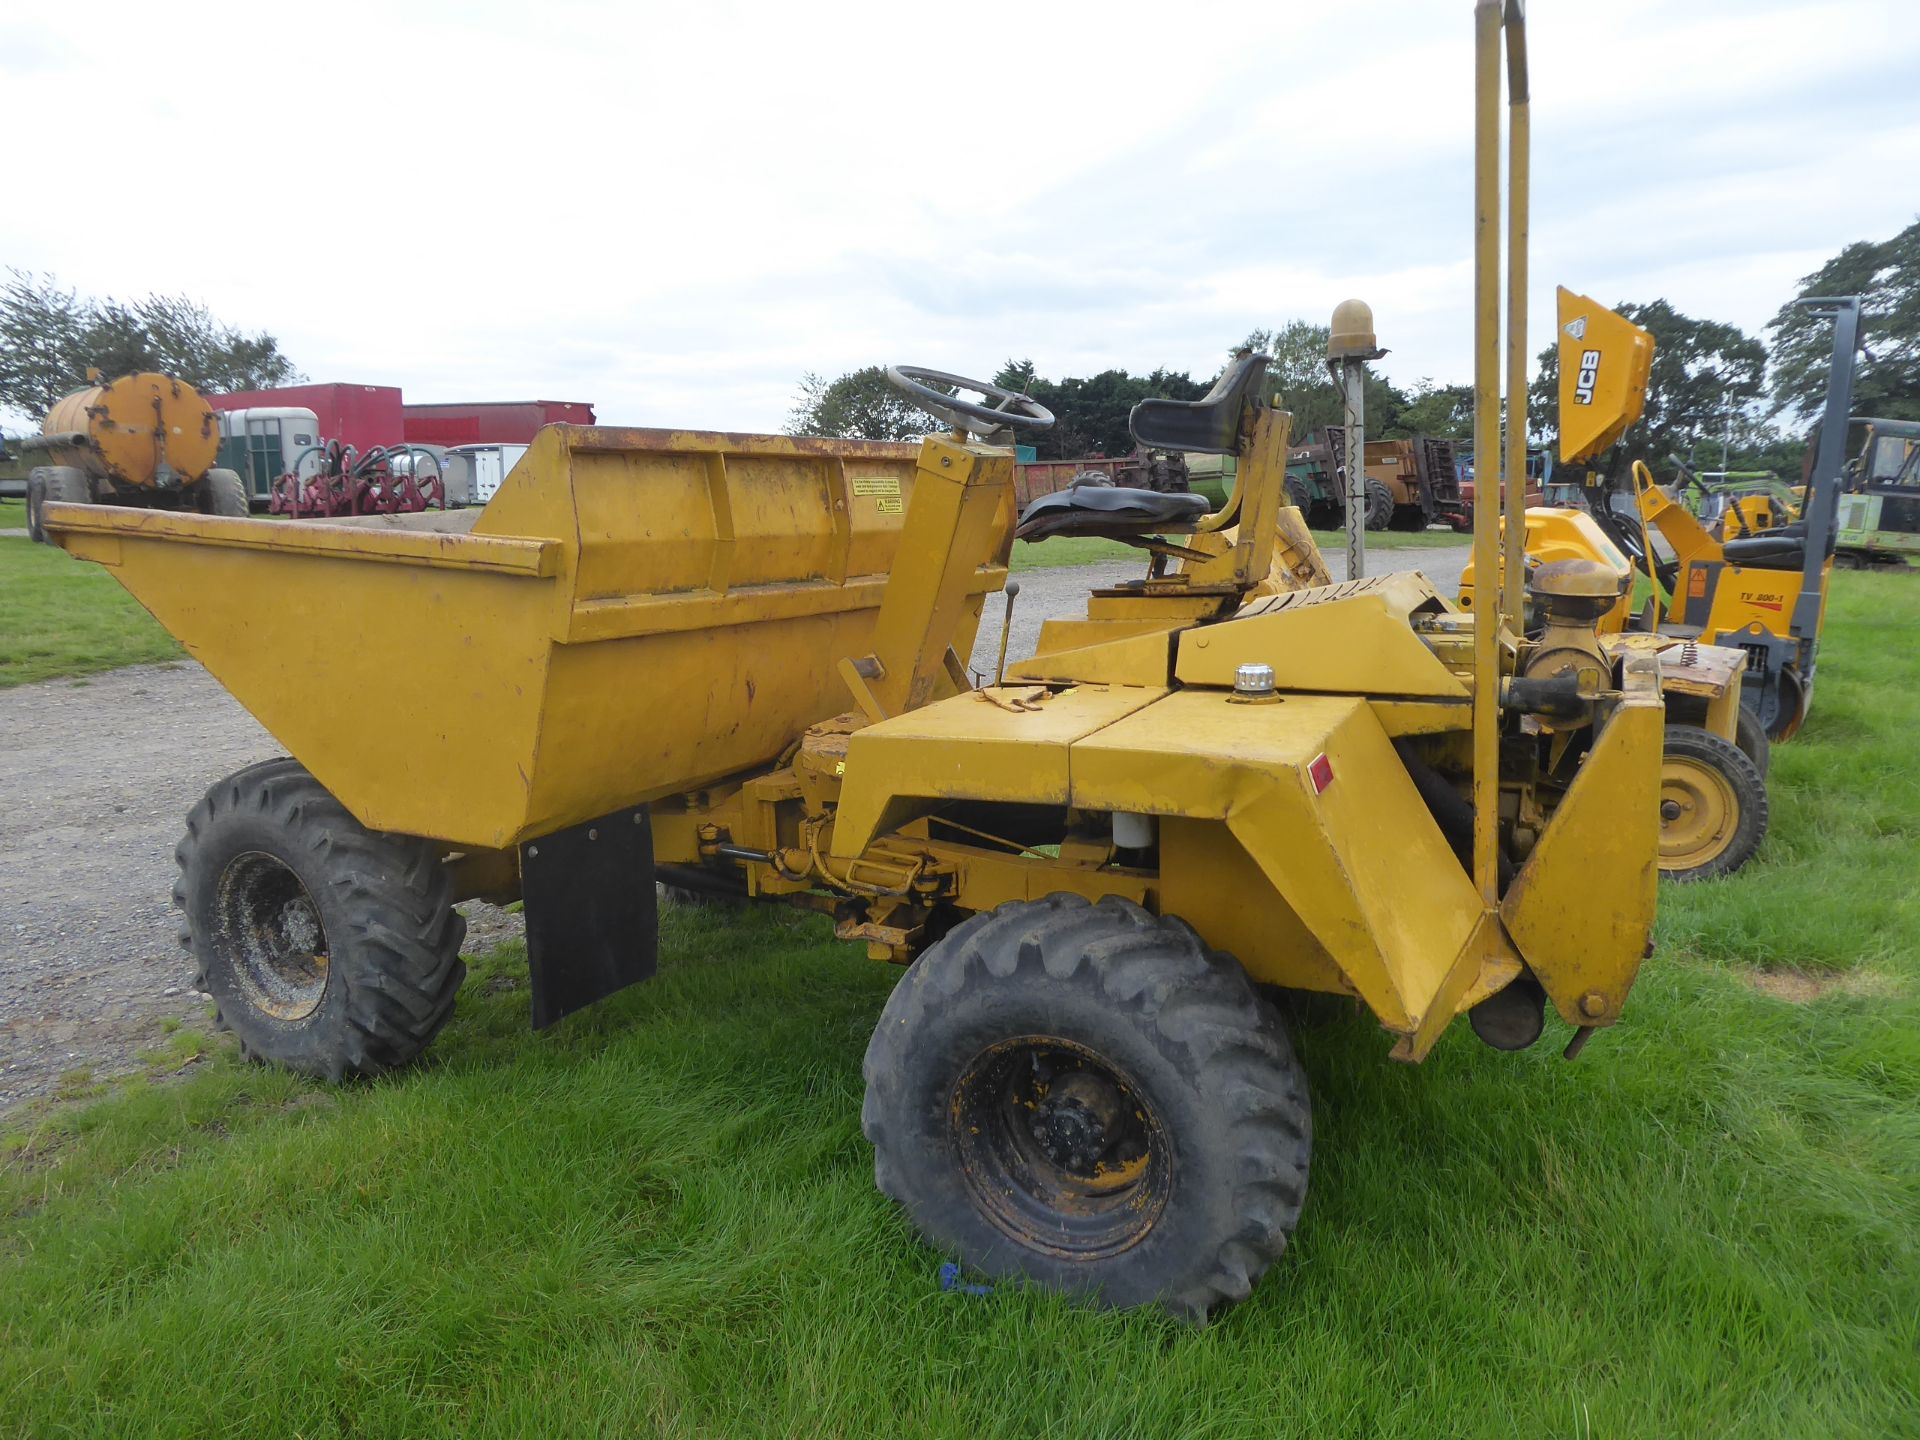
[1284, 477, 1312, 515]
[1658, 725, 1768, 881]
[1363, 478, 1394, 531]
[25, 465, 91, 544]
[195, 467, 250, 517]
[174, 758, 467, 1079]
[862, 893, 1311, 1320]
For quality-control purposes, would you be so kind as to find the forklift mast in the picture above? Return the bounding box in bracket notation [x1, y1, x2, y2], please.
[1794, 297, 1862, 634]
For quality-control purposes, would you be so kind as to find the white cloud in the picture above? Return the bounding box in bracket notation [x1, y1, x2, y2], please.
[4, 0, 1916, 432]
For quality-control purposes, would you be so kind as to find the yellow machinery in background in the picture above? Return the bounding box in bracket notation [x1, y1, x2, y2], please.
[1688, 470, 1803, 543]
[43, 2, 1664, 1320]
[1462, 290, 1780, 881]
[22, 371, 249, 542]
[1550, 291, 1865, 744]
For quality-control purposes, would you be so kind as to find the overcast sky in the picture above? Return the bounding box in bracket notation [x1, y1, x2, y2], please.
[7, 0, 1917, 433]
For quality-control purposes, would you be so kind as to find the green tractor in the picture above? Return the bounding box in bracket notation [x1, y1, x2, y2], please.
[1836, 417, 1920, 569]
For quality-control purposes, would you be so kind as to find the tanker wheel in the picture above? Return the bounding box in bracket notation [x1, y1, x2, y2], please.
[25, 466, 91, 544]
[194, 468, 251, 517]
[862, 893, 1311, 1320]
[1658, 726, 1768, 882]
[174, 758, 467, 1080]
[1363, 478, 1395, 531]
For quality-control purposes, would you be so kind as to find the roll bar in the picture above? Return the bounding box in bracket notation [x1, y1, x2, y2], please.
[1471, 0, 1528, 904]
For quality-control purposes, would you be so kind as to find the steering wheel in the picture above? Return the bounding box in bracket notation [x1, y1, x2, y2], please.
[885, 365, 1054, 436]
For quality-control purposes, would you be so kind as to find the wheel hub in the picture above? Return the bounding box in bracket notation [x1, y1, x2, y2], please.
[213, 851, 330, 1021]
[950, 1036, 1167, 1258]
[1659, 758, 1736, 868]
[1030, 1070, 1125, 1174]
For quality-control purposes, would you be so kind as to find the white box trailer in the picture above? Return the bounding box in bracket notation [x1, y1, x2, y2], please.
[444, 443, 529, 507]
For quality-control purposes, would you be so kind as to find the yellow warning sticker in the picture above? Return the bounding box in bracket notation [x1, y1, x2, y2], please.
[875, 497, 904, 515]
[834, 761, 846, 775]
[851, 475, 902, 498]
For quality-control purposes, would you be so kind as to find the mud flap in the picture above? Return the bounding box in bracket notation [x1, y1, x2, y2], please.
[520, 806, 658, 1029]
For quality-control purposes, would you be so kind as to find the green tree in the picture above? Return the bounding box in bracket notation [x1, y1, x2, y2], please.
[786, 366, 939, 440]
[1239, 321, 1409, 441]
[1527, 298, 1767, 466]
[993, 358, 1038, 393]
[988, 361, 1207, 459]
[1768, 218, 1920, 423]
[0, 270, 303, 418]
[1395, 379, 1476, 439]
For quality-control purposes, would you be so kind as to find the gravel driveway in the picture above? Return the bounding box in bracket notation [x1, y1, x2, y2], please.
[0, 543, 1465, 1114]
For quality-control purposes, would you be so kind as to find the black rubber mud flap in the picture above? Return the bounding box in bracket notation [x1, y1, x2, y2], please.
[520, 807, 658, 1030]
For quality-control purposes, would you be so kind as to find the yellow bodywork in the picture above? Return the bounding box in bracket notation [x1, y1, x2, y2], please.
[46, 426, 998, 848]
[46, 389, 1664, 1061]
[1556, 287, 1653, 465]
[835, 528, 1663, 1055]
[42, 372, 220, 487]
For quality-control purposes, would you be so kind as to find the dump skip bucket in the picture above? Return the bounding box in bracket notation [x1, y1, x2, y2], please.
[46, 426, 1004, 849]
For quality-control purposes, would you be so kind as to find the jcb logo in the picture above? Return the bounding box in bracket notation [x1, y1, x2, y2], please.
[1575, 349, 1601, 405]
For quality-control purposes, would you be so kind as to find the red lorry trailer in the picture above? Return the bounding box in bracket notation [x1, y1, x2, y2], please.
[208, 384, 404, 457]
[402, 401, 596, 446]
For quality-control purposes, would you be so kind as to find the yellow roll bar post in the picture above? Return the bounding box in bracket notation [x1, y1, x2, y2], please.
[1502, 6, 1530, 626]
[1471, 0, 1527, 905]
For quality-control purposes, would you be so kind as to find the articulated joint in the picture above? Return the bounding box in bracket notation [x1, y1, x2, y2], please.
[697, 814, 943, 900]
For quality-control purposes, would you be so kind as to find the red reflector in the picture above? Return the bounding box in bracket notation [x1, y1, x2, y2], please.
[1308, 752, 1334, 794]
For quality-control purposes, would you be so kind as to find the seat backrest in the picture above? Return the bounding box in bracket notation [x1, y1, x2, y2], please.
[1129, 353, 1270, 455]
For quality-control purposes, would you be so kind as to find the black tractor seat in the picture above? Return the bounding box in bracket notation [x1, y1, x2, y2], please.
[1129, 351, 1270, 454]
[1722, 521, 1828, 570]
[1015, 484, 1211, 542]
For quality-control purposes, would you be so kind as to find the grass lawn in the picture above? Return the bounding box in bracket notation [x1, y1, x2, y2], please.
[0, 537, 181, 687]
[1012, 528, 1463, 572]
[0, 497, 25, 528]
[5, 583, 1920, 1436]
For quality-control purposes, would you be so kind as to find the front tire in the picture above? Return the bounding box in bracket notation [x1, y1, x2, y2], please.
[1658, 725, 1768, 881]
[862, 893, 1311, 1320]
[174, 758, 467, 1079]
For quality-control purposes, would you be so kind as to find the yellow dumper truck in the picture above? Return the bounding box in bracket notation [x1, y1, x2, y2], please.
[43, 2, 1663, 1317]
